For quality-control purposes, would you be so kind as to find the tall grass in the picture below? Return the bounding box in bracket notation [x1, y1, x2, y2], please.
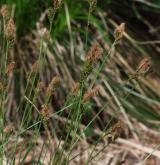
[0, 1, 160, 164]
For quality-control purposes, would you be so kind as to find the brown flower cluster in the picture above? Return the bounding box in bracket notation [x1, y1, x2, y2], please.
[114, 23, 125, 40]
[86, 43, 103, 65]
[46, 76, 60, 96]
[5, 18, 16, 40]
[3, 125, 13, 134]
[41, 105, 49, 118]
[111, 121, 124, 140]
[88, 0, 97, 12]
[83, 86, 100, 102]
[5, 61, 15, 76]
[136, 57, 152, 76]
[53, 0, 63, 10]
[80, 43, 103, 83]
[0, 5, 9, 18]
[31, 61, 38, 73]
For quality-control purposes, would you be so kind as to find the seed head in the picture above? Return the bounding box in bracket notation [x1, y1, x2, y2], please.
[136, 57, 152, 76]
[46, 76, 60, 95]
[83, 86, 100, 102]
[41, 105, 49, 118]
[3, 125, 13, 134]
[53, 0, 63, 10]
[114, 23, 125, 40]
[86, 43, 103, 64]
[111, 121, 124, 140]
[31, 61, 38, 73]
[80, 43, 103, 84]
[112, 121, 124, 134]
[5, 61, 15, 76]
[88, 0, 97, 12]
[0, 5, 9, 18]
[107, 121, 124, 143]
[5, 18, 16, 40]
[48, 7, 54, 25]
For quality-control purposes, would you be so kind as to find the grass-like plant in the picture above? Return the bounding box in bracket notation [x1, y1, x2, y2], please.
[0, 1, 160, 164]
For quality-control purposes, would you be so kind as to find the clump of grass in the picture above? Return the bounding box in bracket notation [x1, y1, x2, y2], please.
[0, 1, 160, 164]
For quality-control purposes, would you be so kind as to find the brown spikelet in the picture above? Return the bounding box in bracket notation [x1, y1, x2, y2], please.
[88, 0, 97, 12]
[53, 0, 63, 10]
[111, 121, 124, 140]
[0, 5, 9, 18]
[3, 125, 13, 134]
[31, 61, 38, 73]
[41, 105, 49, 118]
[5, 18, 16, 40]
[114, 23, 125, 40]
[80, 43, 103, 84]
[5, 61, 15, 76]
[46, 76, 60, 95]
[136, 57, 152, 76]
[83, 86, 100, 102]
[86, 43, 103, 64]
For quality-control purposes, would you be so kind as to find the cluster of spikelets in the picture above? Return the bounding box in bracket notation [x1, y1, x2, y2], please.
[0, 6, 16, 73]
[80, 43, 103, 84]
[88, 0, 97, 12]
[0, 6, 16, 89]
[0, 5, 16, 138]
[0, 5, 16, 41]
[38, 23, 127, 122]
[48, 0, 63, 27]
[37, 76, 60, 118]
[0, 5, 9, 18]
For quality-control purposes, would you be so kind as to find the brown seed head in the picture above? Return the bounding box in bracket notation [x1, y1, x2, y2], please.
[86, 43, 103, 64]
[5, 61, 15, 76]
[31, 61, 38, 73]
[111, 121, 124, 139]
[136, 57, 152, 76]
[88, 0, 97, 12]
[83, 86, 100, 102]
[3, 125, 13, 134]
[5, 18, 16, 40]
[114, 23, 125, 40]
[0, 5, 9, 18]
[50, 76, 60, 86]
[41, 105, 49, 118]
[53, 0, 63, 10]
[46, 76, 60, 95]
